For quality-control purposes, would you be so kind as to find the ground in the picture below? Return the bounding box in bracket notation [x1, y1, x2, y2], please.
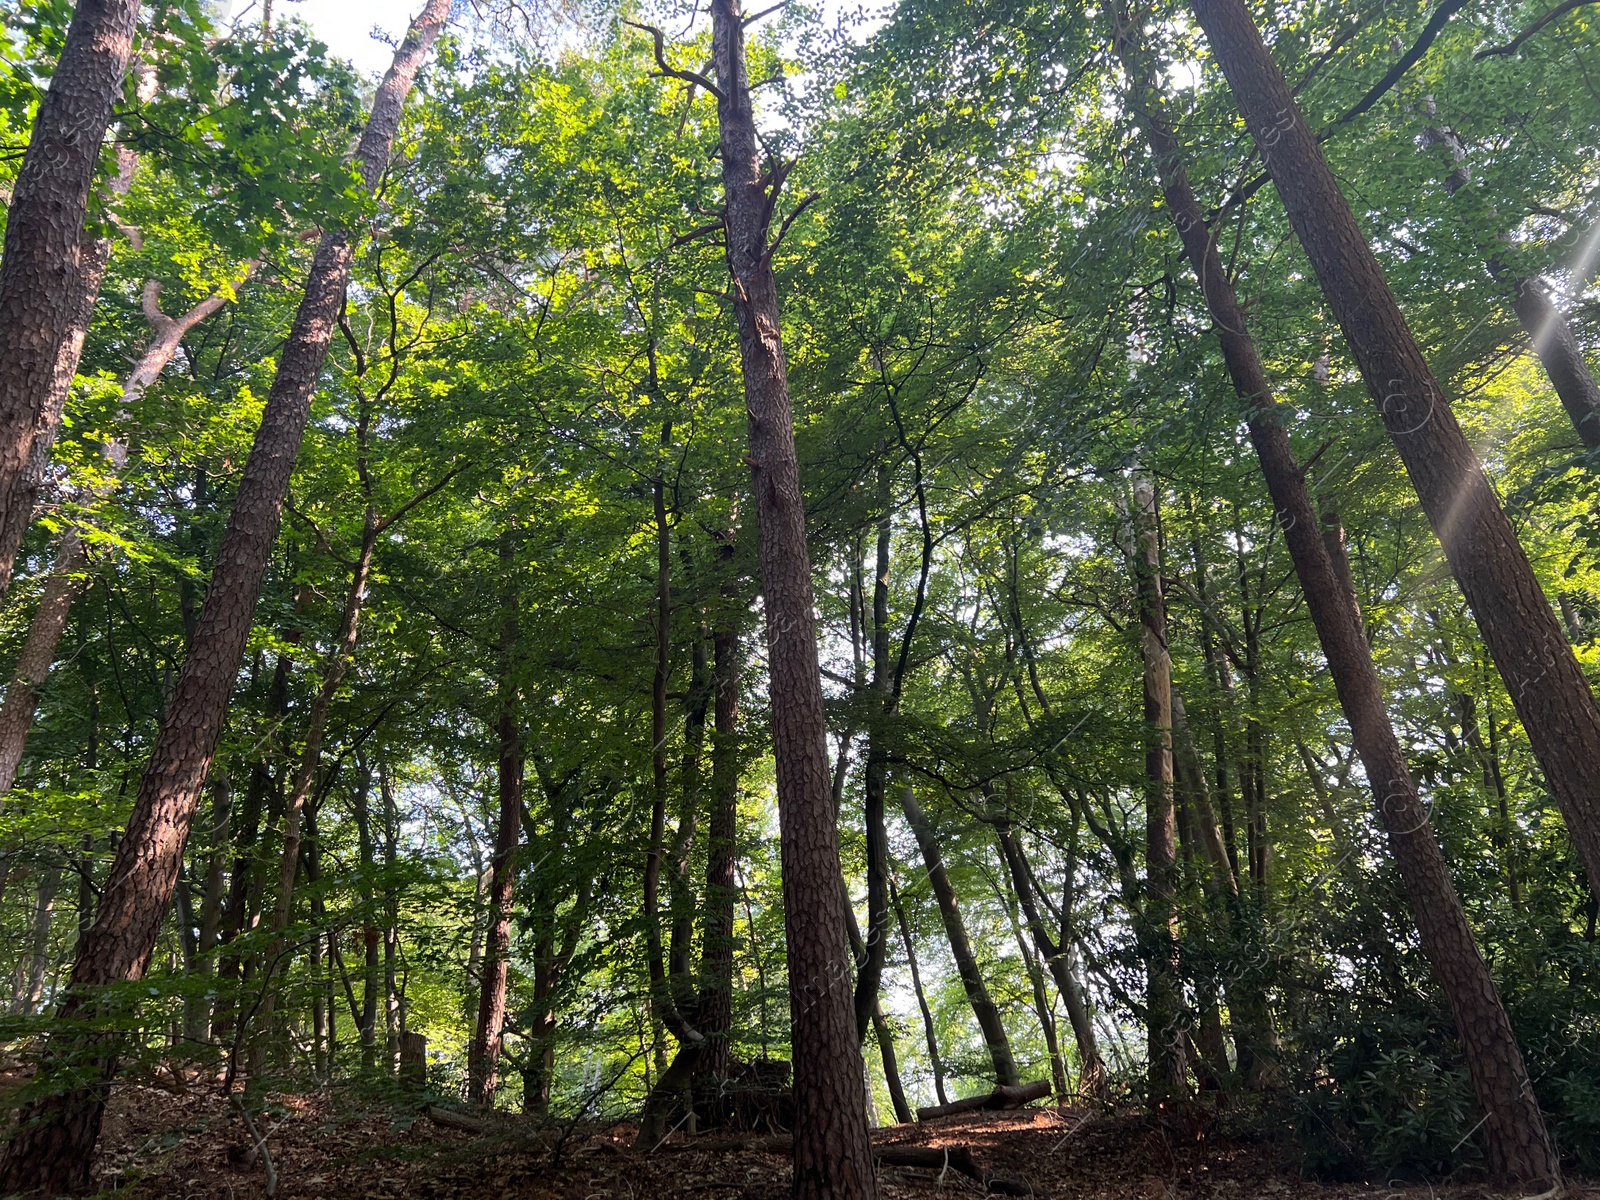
[16, 1081, 1581, 1200]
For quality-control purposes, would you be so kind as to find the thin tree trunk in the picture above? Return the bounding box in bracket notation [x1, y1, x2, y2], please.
[352, 756, 381, 1071]
[197, 769, 230, 962]
[1112, 20, 1561, 1184]
[990, 820, 1103, 1092]
[468, 534, 521, 1107]
[706, 1, 876, 1191]
[841, 874, 914, 1125]
[697, 579, 742, 1093]
[1189, 0, 1600, 913]
[890, 875, 948, 1107]
[1123, 472, 1185, 1102]
[0, 536, 89, 794]
[14, 867, 62, 1015]
[259, 512, 379, 1061]
[0, 4, 452, 1187]
[897, 782, 1019, 1086]
[855, 480, 893, 1040]
[0, 0, 142, 594]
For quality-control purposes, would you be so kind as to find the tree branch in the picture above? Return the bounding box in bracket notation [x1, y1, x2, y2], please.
[623, 21, 727, 103]
[1476, 0, 1599, 57]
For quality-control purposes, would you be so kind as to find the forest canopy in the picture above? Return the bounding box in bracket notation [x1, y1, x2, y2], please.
[0, 0, 1597, 1195]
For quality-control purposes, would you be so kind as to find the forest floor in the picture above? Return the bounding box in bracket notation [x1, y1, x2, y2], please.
[2, 1077, 1582, 1200]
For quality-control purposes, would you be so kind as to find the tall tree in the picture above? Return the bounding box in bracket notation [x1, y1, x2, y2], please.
[468, 534, 523, 1106]
[0, 0, 143, 595]
[1187, 0, 1600, 905]
[0, 2, 453, 1188]
[705, 0, 878, 1191]
[1123, 471, 1185, 1101]
[1111, 12, 1562, 1184]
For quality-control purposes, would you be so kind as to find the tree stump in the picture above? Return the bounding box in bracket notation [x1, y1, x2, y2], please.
[400, 1031, 428, 1089]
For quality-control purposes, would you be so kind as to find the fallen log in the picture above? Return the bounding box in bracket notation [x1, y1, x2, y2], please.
[874, 1145, 1031, 1196]
[424, 1104, 495, 1134]
[915, 1079, 1051, 1122]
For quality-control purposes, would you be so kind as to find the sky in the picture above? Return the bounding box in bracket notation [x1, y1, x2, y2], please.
[229, 0, 422, 76]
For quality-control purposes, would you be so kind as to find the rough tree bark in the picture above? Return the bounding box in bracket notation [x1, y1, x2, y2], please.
[0, 3, 452, 1189]
[1112, 17, 1561, 1185]
[706, 0, 877, 1190]
[468, 534, 522, 1106]
[1188, 0, 1600, 908]
[0, 0, 142, 595]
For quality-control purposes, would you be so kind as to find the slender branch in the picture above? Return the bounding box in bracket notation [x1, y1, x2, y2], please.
[765, 192, 819, 262]
[1477, 0, 1600, 56]
[623, 21, 727, 102]
[374, 461, 469, 533]
[1329, 0, 1467, 127]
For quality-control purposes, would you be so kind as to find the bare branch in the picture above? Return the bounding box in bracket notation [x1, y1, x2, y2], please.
[765, 191, 819, 263]
[623, 20, 727, 103]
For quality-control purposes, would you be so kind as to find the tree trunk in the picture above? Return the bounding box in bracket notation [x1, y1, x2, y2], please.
[0, 265, 258, 794]
[258, 514, 379, 1058]
[855, 482, 894, 1040]
[0, 537, 89, 794]
[842, 875, 914, 1125]
[707, 1, 877, 1190]
[0, 0, 141, 594]
[698, 589, 742, 1091]
[1188, 0, 1600, 911]
[1112, 19, 1561, 1184]
[352, 756, 381, 1071]
[1512, 277, 1600, 449]
[13, 867, 62, 1014]
[468, 535, 521, 1107]
[639, 451, 703, 1111]
[990, 820, 1104, 1092]
[890, 877, 947, 1107]
[1123, 472, 1185, 1102]
[0, 5, 452, 1188]
[897, 783, 1019, 1086]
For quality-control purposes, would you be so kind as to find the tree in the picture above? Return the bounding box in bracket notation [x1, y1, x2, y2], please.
[1186, 0, 1600, 905]
[1111, 8, 1561, 1183]
[0, 0, 143, 596]
[705, 0, 878, 1191]
[0, 2, 452, 1188]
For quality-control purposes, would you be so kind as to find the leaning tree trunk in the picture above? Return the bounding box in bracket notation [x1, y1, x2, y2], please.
[990, 821, 1104, 1089]
[468, 534, 522, 1106]
[890, 876, 949, 1107]
[1512, 277, 1600, 448]
[1188, 0, 1600, 910]
[0, 0, 142, 595]
[1420, 119, 1600, 451]
[256, 512, 379, 1060]
[897, 783, 1020, 1086]
[0, 3, 452, 1190]
[854, 490, 893, 1040]
[707, 0, 877, 1192]
[1112, 17, 1561, 1186]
